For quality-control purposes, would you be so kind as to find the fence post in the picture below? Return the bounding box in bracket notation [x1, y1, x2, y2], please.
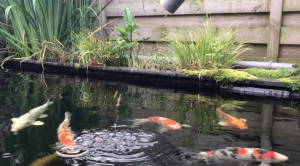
[99, 0, 108, 40]
[266, 0, 283, 62]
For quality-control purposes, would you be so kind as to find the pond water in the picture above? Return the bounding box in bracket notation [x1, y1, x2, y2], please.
[0, 69, 299, 166]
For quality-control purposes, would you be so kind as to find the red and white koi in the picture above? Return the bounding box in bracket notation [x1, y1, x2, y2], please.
[197, 147, 288, 166]
[131, 116, 191, 133]
[57, 112, 76, 150]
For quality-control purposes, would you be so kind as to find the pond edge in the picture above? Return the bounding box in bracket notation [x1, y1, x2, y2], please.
[3, 59, 300, 100]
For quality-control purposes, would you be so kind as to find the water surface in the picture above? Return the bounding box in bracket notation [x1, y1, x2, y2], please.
[0, 69, 299, 166]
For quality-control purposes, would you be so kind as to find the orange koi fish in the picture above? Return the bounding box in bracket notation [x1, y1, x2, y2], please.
[197, 147, 288, 166]
[131, 116, 191, 133]
[216, 106, 248, 130]
[57, 112, 76, 150]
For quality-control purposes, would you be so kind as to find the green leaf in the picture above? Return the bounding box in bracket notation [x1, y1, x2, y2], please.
[123, 7, 136, 26]
[125, 24, 138, 33]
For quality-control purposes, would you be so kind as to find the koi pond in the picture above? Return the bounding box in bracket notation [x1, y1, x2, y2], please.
[0, 69, 299, 166]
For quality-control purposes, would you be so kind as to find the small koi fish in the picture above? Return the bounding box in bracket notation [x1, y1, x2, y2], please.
[57, 112, 76, 150]
[131, 117, 191, 133]
[197, 147, 288, 166]
[216, 106, 248, 130]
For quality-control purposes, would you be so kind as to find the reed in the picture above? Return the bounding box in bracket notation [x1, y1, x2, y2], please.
[0, 0, 110, 60]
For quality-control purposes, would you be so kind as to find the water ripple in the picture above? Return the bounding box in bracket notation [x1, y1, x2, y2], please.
[69, 128, 158, 165]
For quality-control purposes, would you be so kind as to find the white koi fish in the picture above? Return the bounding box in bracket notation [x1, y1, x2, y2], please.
[11, 99, 54, 134]
[196, 147, 288, 166]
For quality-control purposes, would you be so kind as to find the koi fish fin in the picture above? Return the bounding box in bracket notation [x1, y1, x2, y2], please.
[181, 124, 192, 128]
[225, 147, 238, 150]
[218, 121, 229, 126]
[158, 126, 169, 133]
[39, 114, 48, 118]
[129, 119, 150, 128]
[11, 118, 18, 122]
[240, 118, 247, 122]
[32, 121, 44, 125]
[258, 162, 270, 166]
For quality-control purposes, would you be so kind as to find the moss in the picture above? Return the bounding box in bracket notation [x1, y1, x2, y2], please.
[277, 77, 300, 91]
[185, 69, 257, 83]
[74, 63, 81, 69]
[240, 68, 295, 79]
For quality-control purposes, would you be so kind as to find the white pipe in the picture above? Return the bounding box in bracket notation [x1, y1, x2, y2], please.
[232, 61, 297, 70]
[137, 55, 297, 70]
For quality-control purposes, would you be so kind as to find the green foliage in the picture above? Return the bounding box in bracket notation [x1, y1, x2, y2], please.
[73, 31, 113, 65]
[0, 0, 108, 61]
[185, 69, 257, 83]
[161, 15, 249, 70]
[240, 68, 295, 79]
[111, 7, 151, 67]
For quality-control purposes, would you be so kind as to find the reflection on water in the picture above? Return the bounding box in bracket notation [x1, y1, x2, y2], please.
[0, 69, 300, 166]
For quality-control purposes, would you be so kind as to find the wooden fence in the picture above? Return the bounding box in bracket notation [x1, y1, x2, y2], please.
[102, 0, 300, 63]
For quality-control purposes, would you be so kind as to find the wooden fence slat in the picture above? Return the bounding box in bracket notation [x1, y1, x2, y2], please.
[282, 13, 300, 27]
[107, 14, 269, 28]
[106, 0, 271, 17]
[105, 26, 268, 44]
[283, 0, 300, 12]
[266, 0, 283, 62]
[280, 27, 300, 45]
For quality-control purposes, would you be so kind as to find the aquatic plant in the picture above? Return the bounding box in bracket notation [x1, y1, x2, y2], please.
[0, 0, 111, 61]
[161, 15, 249, 70]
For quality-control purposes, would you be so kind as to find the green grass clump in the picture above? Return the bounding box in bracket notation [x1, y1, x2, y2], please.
[73, 31, 113, 65]
[277, 77, 300, 91]
[185, 69, 257, 83]
[161, 15, 249, 70]
[240, 68, 294, 79]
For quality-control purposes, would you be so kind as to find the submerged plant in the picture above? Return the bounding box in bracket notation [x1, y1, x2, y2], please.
[161, 15, 249, 70]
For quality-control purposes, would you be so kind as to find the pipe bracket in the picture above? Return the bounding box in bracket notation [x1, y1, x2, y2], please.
[267, 61, 273, 69]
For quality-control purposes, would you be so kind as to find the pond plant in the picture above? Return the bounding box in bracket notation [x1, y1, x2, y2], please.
[0, 0, 110, 62]
[161, 15, 249, 71]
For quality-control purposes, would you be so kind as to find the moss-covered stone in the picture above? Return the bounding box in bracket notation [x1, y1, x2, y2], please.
[74, 63, 81, 69]
[185, 69, 257, 83]
[240, 68, 294, 79]
[277, 77, 300, 91]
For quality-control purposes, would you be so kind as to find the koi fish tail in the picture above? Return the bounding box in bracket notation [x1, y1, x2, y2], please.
[47, 99, 54, 105]
[181, 124, 192, 128]
[129, 119, 150, 128]
[65, 111, 72, 120]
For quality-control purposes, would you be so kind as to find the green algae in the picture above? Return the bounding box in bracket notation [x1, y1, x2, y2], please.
[277, 77, 300, 91]
[240, 68, 295, 79]
[185, 69, 257, 83]
[74, 63, 81, 69]
[185, 68, 300, 91]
